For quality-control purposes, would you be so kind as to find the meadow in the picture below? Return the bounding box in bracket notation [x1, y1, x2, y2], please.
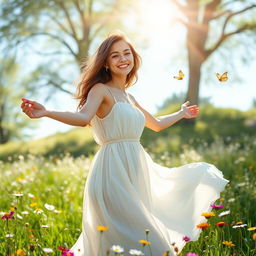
[0, 106, 256, 256]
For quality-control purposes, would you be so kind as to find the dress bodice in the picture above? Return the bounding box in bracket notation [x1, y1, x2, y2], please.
[90, 93, 145, 146]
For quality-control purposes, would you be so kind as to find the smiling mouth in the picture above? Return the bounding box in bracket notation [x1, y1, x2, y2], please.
[118, 64, 129, 69]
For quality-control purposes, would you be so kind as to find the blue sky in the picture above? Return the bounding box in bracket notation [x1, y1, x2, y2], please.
[25, 0, 256, 139]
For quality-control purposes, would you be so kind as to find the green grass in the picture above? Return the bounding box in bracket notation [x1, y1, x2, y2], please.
[0, 136, 256, 255]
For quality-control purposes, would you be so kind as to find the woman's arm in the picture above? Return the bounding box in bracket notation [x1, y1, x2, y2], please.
[128, 94, 199, 132]
[21, 84, 105, 127]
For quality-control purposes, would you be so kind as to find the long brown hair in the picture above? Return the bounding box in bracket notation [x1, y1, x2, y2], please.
[74, 32, 141, 110]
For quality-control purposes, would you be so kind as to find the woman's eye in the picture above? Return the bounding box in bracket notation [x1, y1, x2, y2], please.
[112, 55, 118, 58]
[125, 52, 131, 55]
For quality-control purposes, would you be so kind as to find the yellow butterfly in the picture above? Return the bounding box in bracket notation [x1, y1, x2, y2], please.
[216, 72, 228, 82]
[173, 70, 185, 80]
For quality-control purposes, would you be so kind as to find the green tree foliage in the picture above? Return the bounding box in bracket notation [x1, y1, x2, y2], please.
[0, 0, 130, 96]
[0, 58, 37, 144]
[173, 0, 256, 106]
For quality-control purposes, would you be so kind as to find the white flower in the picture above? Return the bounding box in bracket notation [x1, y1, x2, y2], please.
[12, 193, 24, 197]
[28, 193, 35, 198]
[21, 211, 29, 215]
[111, 245, 124, 253]
[42, 248, 54, 253]
[41, 224, 50, 228]
[218, 210, 230, 217]
[16, 213, 23, 219]
[6, 234, 14, 238]
[233, 224, 247, 229]
[227, 198, 235, 203]
[33, 208, 44, 214]
[44, 203, 55, 211]
[129, 249, 145, 255]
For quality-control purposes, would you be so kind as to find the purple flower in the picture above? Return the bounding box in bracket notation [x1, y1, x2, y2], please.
[186, 253, 199, 256]
[1, 211, 15, 220]
[211, 204, 224, 209]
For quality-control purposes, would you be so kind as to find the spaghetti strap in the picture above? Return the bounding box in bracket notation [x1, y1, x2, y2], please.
[106, 86, 117, 103]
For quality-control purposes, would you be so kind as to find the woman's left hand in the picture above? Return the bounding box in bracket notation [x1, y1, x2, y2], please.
[180, 101, 199, 119]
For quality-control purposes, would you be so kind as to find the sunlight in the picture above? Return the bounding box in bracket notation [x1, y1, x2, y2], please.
[135, 0, 183, 41]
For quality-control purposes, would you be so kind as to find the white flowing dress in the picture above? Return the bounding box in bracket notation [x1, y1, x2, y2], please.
[70, 90, 229, 256]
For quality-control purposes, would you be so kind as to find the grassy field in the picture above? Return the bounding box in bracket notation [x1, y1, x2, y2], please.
[0, 106, 256, 255]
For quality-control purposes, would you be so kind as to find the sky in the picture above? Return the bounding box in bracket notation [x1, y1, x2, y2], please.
[24, 0, 256, 140]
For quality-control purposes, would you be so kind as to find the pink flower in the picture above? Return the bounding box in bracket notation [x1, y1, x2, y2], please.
[211, 204, 224, 209]
[182, 236, 191, 242]
[1, 211, 15, 220]
[186, 253, 199, 256]
[58, 246, 74, 256]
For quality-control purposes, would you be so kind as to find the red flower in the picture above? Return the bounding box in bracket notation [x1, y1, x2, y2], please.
[182, 236, 191, 242]
[216, 222, 227, 227]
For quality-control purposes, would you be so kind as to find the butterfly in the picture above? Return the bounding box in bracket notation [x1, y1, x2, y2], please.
[173, 70, 185, 80]
[216, 72, 228, 82]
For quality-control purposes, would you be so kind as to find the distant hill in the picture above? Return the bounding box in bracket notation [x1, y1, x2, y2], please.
[0, 105, 255, 161]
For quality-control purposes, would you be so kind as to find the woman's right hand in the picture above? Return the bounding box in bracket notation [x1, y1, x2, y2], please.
[21, 98, 47, 119]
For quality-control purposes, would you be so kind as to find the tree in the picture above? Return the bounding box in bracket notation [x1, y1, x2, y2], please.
[0, 0, 130, 96]
[173, 0, 256, 106]
[0, 58, 36, 144]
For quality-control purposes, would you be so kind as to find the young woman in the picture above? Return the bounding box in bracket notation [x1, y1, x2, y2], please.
[21, 33, 229, 256]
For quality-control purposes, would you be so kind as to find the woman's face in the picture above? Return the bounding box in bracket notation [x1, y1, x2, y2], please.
[106, 40, 134, 77]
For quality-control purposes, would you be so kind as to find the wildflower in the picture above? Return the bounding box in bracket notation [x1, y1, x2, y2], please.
[182, 236, 191, 242]
[210, 204, 224, 209]
[218, 210, 230, 217]
[16, 249, 26, 256]
[42, 248, 54, 253]
[129, 249, 144, 255]
[33, 208, 43, 214]
[29, 203, 38, 208]
[162, 251, 170, 256]
[253, 233, 256, 241]
[216, 222, 227, 227]
[111, 245, 124, 253]
[6, 234, 14, 237]
[201, 212, 215, 218]
[227, 198, 235, 203]
[248, 227, 256, 231]
[232, 224, 247, 229]
[186, 253, 198, 256]
[41, 224, 50, 228]
[12, 193, 24, 197]
[139, 240, 151, 246]
[222, 241, 235, 247]
[196, 223, 210, 229]
[1, 211, 15, 220]
[44, 203, 55, 211]
[21, 211, 29, 215]
[97, 225, 108, 232]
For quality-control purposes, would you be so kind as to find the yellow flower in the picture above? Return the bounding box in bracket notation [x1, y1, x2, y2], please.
[16, 249, 26, 256]
[222, 241, 235, 247]
[248, 227, 256, 231]
[139, 239, 151, 245]
[97, 226, 108, 232]
[219, 197, 225, 201]
[201, 212, 216, 218]
[236, 221, 243, 225]
[162, 251, 170, 256]
[29, 203, 38, 207]
[253, 233, 256, 241]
